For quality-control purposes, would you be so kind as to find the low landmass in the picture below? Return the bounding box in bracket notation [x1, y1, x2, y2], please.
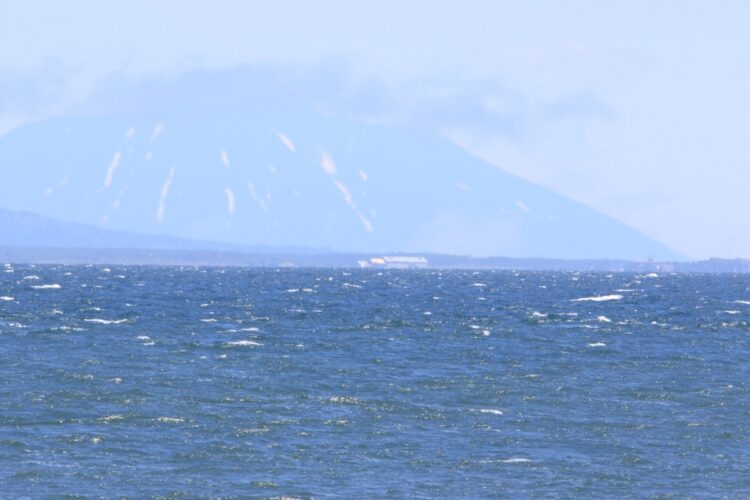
[1, 245, 748, 273]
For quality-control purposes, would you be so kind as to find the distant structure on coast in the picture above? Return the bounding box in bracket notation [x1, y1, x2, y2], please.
[358, 256, 429, 269]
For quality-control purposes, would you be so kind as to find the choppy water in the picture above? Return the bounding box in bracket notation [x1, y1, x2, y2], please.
[2, 265, 750, 497]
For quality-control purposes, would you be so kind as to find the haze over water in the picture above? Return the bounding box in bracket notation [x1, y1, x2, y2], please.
[2, 265, 749, 497]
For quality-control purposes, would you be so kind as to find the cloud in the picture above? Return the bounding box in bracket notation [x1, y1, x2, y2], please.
[516, 200, 530, 213]
[225, 187, 235, 215]
[456, 181, 471, 192]
[275, 131, 296, 153]
[103, 151, 121, 189]
[320, 151, 337, 175]
[156, 167, 175, 223]
[358, 170, 368, 182]
[125, 126, 135, 140]
[220, 149, 230, 169]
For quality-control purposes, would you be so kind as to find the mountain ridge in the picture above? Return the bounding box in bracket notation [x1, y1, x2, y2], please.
[0, 65, 680, 260]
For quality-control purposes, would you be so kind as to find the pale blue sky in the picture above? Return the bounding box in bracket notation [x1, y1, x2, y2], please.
[1, 0, 749, 258]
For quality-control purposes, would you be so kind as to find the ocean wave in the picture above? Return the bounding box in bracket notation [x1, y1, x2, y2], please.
[473, 408, 503, 415]
[225, 340, 262, 347]
[84, 318, 128, 325]
[155, 416, 186, 424]
[572, 294, 623, 302]
[97, 414, 125, 423]
[0, 296, 14, 301]
[31, 284, 62, 290]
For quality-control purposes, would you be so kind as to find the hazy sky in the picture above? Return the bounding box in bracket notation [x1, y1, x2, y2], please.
[1, 0, 749, 259]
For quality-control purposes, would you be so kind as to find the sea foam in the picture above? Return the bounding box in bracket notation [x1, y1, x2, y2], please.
[225, 340, 262, 347]
[572, 294, 622, 302]
[84, 319, 127, 325]
[31, 284, 62, 290]
[474, 408, 503, 415]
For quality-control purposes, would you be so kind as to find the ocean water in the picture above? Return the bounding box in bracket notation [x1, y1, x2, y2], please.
[1, 265, 750, 498]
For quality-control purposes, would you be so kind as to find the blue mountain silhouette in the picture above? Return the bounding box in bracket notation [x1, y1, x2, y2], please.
[0, 66, 678, 260]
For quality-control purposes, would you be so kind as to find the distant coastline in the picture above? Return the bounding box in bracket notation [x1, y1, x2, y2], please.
[1, 246, 748, 273]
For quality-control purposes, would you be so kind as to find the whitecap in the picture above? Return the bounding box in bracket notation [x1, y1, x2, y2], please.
[733, 300, 750, 305]
[342, 283, 362, 288]
[98, 415, 124, 423]
[588, 342, 607, 347]
[240, 327, 260, 332]
[474, 408, 503, 415]
[499, 458, 531, 463]
[530, 311, 548, 318]
[572, 294, 622, 302]
[22, 275, 40, 280]
[155, 416, 185, 424]
[31, 284, 61, 290]
[84, 318, 127, 325]
[596, 315, 612, 323]
[327, 396, 362, 404]
[643, 273, 659, 278]
[722, 310, 741, 315]
[0, 296, 14, 301]
[302, 288, 314, 293]
[471, 283, 487, 287]
[225, 340, 262, 347]
[200, 318, 217, 323]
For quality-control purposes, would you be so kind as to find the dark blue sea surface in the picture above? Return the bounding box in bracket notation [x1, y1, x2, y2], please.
[1, 265, 750, 497]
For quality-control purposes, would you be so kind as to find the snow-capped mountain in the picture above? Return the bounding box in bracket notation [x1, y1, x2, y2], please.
[0, 67, 678, 260]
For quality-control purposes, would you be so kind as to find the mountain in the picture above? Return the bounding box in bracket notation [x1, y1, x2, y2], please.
[0, 66, 679, 260]
[0, 207, 309, 253]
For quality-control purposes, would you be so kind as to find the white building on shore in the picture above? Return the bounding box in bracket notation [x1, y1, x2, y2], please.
[357, 256, 429, 269]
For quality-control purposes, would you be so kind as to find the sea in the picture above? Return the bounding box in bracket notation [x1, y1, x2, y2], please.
[1, 264, 750, 498]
